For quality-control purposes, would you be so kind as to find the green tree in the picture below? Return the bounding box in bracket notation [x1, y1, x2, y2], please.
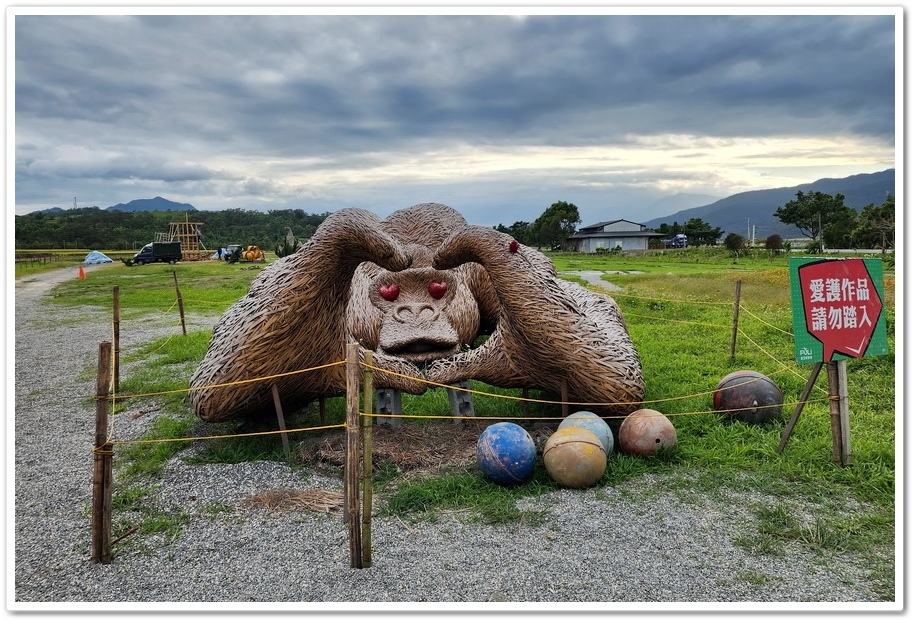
[821, 205, 859, 249]
[683, 217, 723, 246]
[774, 191, 850, 247]
[852, 195, 895, 252]
[530, 201, 581, 250]
[494, 221, 533, 246]
[724, 232, 746, 252]
[14, 206, 330, 251]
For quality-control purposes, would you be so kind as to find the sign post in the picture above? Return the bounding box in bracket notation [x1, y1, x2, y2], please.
[781, 258, 888, 465]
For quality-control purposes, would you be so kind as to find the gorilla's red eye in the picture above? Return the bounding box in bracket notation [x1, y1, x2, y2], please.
[428, 281, 447, 299]
[379, 284, 400, 301]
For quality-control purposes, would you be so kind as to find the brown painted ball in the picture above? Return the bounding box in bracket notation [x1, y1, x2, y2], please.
[713, 370, 783, 425]
[619, 409, 678, 457]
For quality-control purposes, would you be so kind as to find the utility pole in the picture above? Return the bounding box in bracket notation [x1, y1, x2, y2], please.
[818, 212, 823, 252]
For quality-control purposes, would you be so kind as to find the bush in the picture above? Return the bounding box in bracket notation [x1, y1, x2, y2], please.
[765, 234, 784, 253]
[275, 238, 298, 258]
[805, 239, 822, 253]
[275, 228, 302, 258]
[724, 233, 747, 252]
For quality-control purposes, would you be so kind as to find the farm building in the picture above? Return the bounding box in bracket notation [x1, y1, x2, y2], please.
[567, 219, 667, 253]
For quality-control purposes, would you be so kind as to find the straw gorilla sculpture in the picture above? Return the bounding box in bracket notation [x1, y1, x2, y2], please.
[190, 203, 644, 422]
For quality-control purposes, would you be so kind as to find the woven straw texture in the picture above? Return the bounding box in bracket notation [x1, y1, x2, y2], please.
[189, 203, 643, 422]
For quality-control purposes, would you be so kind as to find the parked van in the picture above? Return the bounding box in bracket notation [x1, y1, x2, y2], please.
[133, 241, 182, 265]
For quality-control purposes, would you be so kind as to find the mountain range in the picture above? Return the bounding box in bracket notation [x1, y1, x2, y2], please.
[30, 170, 894, 240]
[106, 196, 198, 213]
[34, 196, 199, 214]
[641, 168, 895, 240]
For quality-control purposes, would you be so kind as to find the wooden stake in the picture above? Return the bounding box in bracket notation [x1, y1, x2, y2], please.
[826, 360, 852, 466]
[361, 351, 374, 568]
[91, 341, 113, 564]
[270, 384, 291, 459]
[345, 343, 362, 568]
[112, 286, 120, 394]
[729, 279, 742, 361]
[172, 270, 187, 336]
[776, 362, 823, 454]
[560, 378, 569, 419]
[836, 360, 852, 466]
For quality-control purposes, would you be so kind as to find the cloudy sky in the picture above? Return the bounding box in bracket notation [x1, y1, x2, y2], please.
[11, 6, 899, 228]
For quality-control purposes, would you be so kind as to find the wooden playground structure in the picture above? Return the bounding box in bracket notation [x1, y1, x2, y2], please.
[154, 213, 211, 261]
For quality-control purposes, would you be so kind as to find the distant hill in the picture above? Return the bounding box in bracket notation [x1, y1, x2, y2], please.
[641, 169, 895, 240]
[32, 206, 65, 215]
[647, 192, 722, 213]
[106, 196, 197, 213]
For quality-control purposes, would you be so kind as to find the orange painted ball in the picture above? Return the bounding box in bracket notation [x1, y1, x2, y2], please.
[543, 426, 607, 488]
[619, 409, 678, 457]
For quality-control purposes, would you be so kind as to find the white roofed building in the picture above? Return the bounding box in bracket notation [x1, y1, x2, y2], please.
[567, 219, 667, 253]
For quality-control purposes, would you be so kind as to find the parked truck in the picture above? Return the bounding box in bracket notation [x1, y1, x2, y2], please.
[132, 241, 182, 265]
[666, 233, 688, 249]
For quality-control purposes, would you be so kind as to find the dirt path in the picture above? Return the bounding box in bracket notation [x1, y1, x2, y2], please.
[15, 263, 111, 297]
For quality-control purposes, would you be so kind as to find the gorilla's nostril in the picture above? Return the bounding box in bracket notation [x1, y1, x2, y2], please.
[394, 304, 436, 324]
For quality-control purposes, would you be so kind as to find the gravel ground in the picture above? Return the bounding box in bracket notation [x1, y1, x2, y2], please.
[9, 265, 897, 614]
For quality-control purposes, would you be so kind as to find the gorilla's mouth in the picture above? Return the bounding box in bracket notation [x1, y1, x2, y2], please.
[382, 338, 459, 363]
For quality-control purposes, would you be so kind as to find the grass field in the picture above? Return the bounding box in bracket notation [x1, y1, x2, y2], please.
[27, 247, 898, 599]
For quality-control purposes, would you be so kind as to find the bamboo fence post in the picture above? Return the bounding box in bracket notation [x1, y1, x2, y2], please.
[729, 279, 742, 361]
[270, 384, 291, 459]
[91, 341, 113, 564]
[345, 343, 363, 568]
[112, 285, 120, 393]
[836, 360, 852, 465]
[776, 362, 823, 454]
[172, 270, 187, 336]
[361, 351, 374, 568]
[826, 361, 852, 466]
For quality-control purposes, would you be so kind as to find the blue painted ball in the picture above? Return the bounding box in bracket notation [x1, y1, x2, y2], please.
[543, 427, 607, 488]
[558, 411, 614, 455]
[476, 422, 537, 486]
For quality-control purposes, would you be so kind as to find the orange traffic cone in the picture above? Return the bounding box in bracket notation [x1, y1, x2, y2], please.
[78, 265, 86, 279]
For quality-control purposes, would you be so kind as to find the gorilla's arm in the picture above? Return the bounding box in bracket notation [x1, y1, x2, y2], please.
[427, 226, 644, 416]
[190, 209, 418, 422]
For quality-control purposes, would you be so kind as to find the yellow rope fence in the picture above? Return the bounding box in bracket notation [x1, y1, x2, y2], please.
[100, 282, 826, 449]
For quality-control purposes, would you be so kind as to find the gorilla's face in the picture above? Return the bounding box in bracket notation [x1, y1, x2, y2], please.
[351, 264, 481, 365]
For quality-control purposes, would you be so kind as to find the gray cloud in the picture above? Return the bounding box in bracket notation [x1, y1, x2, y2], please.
[13, 11, 896, 223]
